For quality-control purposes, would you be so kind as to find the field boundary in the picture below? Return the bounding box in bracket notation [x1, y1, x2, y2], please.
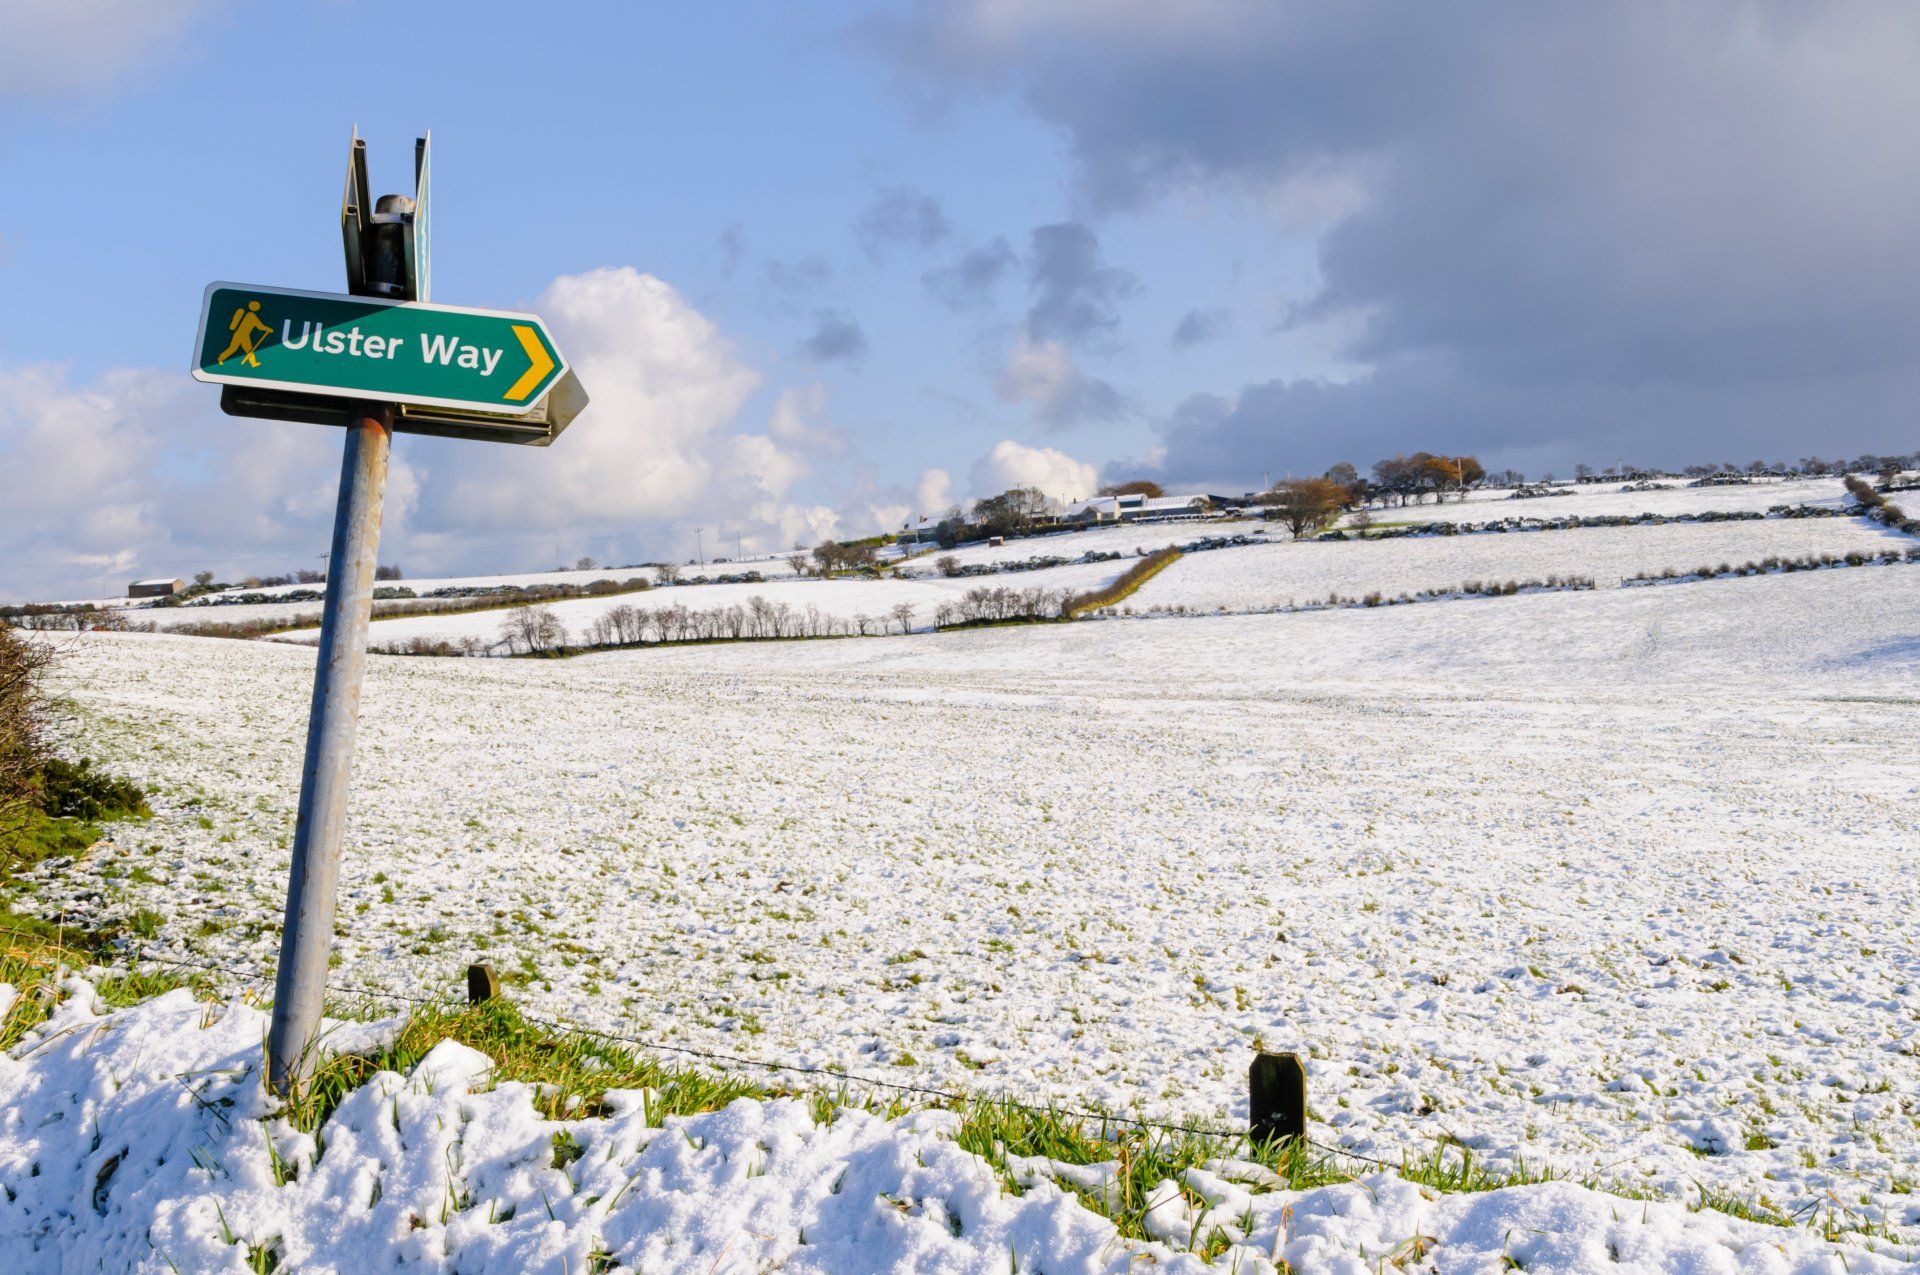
[94, 943, 1891, 1248]
[1065, 548, 1183, 616]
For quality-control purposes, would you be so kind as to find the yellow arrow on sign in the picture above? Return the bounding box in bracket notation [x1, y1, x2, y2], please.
[504, 324, 555, 402]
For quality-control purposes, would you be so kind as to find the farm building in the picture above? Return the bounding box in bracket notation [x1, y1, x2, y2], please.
[128, 578, 183, 598]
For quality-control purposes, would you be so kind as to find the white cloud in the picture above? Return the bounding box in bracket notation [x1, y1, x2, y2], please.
[0, 360, 426, 602]
[1, 0, 213, 100]
[966, 439, 1099, 505]
[421, 267, 765, 530]
[994, 336, 1125, 428]
[0, 266, 927, 599]
[766, 383, 845, 455]
[914, 467, 954, 513]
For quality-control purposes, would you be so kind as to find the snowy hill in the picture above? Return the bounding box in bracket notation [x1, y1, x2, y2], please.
[17, 484, 1920, 1263]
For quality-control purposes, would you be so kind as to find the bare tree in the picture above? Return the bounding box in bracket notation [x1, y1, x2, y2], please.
[889, 602, 916, 634]
[500, 604, 567, 654]
[971, 486, 1050, 537]
[605, 604, 643, 644]
[1098, 479, 1164, 498]
[1265, 477, 1348, 538]
[935, 555, 961, 577]
[785, 552, 809, 578]
[812, 541, 878, 576]
[653, 562, 682, 586]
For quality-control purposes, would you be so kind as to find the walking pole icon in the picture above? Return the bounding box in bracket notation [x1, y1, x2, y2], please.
[218, 300, 271, 368]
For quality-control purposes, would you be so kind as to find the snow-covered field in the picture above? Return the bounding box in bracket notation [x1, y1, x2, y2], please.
[895, 518, 1270, 574]
[136, 600, 327, 631]
[1131, 516, 1905, 613]
[28, 559, 1920, 1252]
[1359, 476, 1852, 525]
[134, 596, 497, 633]
[7, 983, 1915, 1273]
[183, 556, 807, 605]
[272, 559, 1129, 648]
[243, 513, 1907, 648]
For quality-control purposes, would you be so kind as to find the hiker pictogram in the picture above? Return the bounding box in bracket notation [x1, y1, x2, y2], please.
[217, 300, 271, 368]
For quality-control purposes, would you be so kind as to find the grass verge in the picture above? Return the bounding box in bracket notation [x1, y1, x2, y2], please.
[0, 924, 1845, 1253]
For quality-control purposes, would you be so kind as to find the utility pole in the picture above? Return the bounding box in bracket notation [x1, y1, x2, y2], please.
[734, 529, 742, 562]
[694, 526, 705, 568]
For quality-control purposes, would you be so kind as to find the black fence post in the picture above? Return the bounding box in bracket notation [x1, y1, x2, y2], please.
[467, 963, 500, 1005]
[1249, 1051, 1306, 1145]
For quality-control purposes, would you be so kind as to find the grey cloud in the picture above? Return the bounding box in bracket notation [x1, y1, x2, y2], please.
[1171, 307, 1230, 350]
[1037, 371, 1126, 428]
[1148, 353, 1917, 492]
[881, 3, 1920, 473]
[996, 340, 1128, 429]
[1025, 222, 1138, 346]
[922, 237, 1017, 310]
[763, 256, 833, 298]
[857, 187, 952, 258]
[2, 0, 211, 100]
[717, 225, 746, 280]
[799, 310, 869, 365]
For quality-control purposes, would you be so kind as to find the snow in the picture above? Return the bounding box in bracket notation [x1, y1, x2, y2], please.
[1129, 515, 1905, 612]
[134, 597, 496, 633]
[1359, 476, 1853, 525]
[20, 498, 1920, 1260]
[3, 982, 1913, 1273]
[21, 595, 147, 611]
[28, 561, 1920, 1248]
[186, 557, 810, 607]
[896, 518, 1271, 575]
[279, 559, 1129, 648]
[139, 601, 328, 631]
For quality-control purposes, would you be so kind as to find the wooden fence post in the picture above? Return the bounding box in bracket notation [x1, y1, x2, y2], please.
[1249, 1051, 1306, 1145]
[467, 963, 500, 1005]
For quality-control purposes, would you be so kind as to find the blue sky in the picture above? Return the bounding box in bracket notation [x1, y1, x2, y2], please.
[3, 1, 1916, 598]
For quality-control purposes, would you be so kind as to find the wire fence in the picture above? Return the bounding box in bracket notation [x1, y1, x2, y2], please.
[128, 946, 1399, 1169]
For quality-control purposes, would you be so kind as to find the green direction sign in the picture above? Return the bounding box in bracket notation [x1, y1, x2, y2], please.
[191, 282, 566, 415]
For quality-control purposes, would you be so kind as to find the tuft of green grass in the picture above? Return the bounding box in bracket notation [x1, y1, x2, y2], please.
[277, 996, 782, 1134]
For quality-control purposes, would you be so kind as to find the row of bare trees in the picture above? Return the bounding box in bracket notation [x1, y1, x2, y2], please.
[1365, 453, 1487, 504]
[498, 596, 924, 655]
[1249, 453, 1488, 537]
[932, 586, 1069, 627]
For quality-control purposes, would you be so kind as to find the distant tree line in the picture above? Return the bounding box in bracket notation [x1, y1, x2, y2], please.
[1238, 446, 1920, 540]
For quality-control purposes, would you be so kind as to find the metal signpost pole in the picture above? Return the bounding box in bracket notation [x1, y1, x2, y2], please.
[265, 188, 409, 1095]
[266, 403, 390, 1093]
[193, 133, 586, 1095]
